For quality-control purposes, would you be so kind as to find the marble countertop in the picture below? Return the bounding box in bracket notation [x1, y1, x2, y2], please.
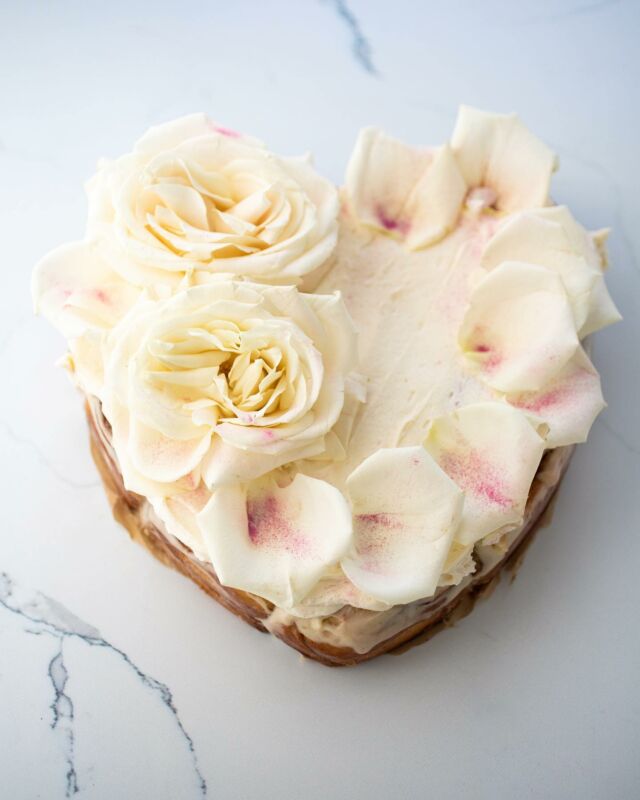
[1, 1, 639, 797]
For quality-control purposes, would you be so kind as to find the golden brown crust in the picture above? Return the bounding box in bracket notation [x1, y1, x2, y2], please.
[86, 399, 574, 667]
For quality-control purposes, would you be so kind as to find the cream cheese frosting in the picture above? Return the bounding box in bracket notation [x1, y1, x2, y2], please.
[33, 106, 620, 618]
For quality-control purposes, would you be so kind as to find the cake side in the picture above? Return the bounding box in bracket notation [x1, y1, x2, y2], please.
[87, 396, 573, 666]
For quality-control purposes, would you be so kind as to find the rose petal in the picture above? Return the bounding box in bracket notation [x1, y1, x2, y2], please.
[423, 402, 546, 546]
[506, 348, 605, 448]
[580, 273, 622, 337]
[129, 417, 212, 484]
[481, 206, 620, 334]
[451, 105, 557, 211]
[341, 447, 463, 605]
[439, 541, 476, 587]
[404, 144, 467, 249]
[199, 474, 352, 608]
[201, 435, 325, 488]
[345, 129, 465, 248]
[459, 261, 580, 392]
[134, 114, 264, 154]
[68, 331, 105, 398]
[105, 397, 200, 498]
[288, 567, 390, 617]
[86, 119, 338, 286]
[346, 128, 431, 236]
[32, 240, 139, 338]
[149, 485, 211, 560]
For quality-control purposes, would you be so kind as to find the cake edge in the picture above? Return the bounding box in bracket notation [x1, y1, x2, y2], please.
[85, 398, 574, 667]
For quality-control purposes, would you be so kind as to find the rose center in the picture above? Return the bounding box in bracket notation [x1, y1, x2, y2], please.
[139, 158, 293, 261]
[145, 322, 293, 424]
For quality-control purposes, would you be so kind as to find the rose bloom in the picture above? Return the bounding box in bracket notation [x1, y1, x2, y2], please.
[101, 279, 358, 495]
[32, 114, 341, 401]
[87, 114, 339, 288]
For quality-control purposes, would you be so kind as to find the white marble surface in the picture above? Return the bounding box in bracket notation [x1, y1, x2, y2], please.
[1, 1, 639, 797]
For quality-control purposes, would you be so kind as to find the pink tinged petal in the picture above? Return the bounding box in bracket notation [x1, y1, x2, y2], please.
[289, 570, 389, 617]
[506, 348, 605, 448]
[134, 113, 222, 153]
[345, 127, 431, 239]
[346, 130, 466, 249]
[451, 105, 557, 212]
[423, 403, 546, 546]
[459, 262, 580, 392]
[128, 417, 212, 484]
[32, 240, 139, 338]
[210, 125, 241, 139]
[342, 447, 463, 605]
[198, 475, 352, 608]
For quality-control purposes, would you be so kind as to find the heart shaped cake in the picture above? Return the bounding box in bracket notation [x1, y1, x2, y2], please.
[33, 107, 620, 665]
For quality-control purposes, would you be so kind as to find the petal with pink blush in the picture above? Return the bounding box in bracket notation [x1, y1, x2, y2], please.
[459, 262, 580, 392]
[345, 128, 464, 249]
[128, 417, 212, 484]
[32, 240, 140, 338]
[346, 128, 430, 236]
[134, 113, 264, 154]
[480, 206, 621, 334]
[451, 105, 557, 212]
[506, 348, 605, 448]
[341, 447, 463, 605]
[288, 567, 390, 617]
[198, 475, 352, 608]
[423, 402, 546, 546]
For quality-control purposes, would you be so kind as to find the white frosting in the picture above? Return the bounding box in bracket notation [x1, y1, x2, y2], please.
[33, 107, 620, 620]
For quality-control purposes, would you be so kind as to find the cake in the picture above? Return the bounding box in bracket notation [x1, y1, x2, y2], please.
[33, 107, 620, 665]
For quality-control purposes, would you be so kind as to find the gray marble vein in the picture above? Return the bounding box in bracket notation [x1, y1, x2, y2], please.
[0, 573, 207, 798]
[325, 0, 378, 76]
[48, 642, 79, 797]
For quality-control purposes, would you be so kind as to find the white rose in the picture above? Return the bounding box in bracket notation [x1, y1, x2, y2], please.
[102, 279, 358, 496]
[87, 114, 339, 287]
